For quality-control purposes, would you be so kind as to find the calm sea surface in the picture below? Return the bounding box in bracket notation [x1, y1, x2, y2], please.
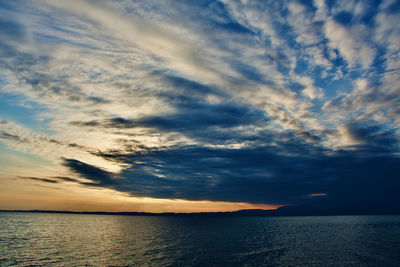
[1, 213, 400, 266]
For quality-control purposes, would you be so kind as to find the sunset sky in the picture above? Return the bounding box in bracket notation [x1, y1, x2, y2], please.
[1, 0, 399, 213]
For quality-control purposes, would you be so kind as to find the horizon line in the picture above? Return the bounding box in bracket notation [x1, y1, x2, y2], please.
[1, 209, 400, 217]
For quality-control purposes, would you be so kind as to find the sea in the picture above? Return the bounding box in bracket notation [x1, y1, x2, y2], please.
[1, 213, 400, 266]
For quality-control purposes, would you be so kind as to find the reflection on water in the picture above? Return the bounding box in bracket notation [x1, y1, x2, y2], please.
[1, 213, 400, 266]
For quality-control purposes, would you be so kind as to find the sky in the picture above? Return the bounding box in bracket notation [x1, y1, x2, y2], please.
[0, 0, 399, 213]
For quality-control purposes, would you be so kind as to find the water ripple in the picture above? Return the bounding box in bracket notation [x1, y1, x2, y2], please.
[1, 213, 400, 266]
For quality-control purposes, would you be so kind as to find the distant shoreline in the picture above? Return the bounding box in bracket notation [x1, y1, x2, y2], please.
[1, 209, 270, 216]
[1, 209, 400, 217]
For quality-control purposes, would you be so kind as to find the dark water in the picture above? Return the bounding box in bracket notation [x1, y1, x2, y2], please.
[1, 213, 400, 266]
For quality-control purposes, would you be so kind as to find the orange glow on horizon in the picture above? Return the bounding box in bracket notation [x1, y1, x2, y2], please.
[0, 194, 282, 213]
[0, 177, 282, 213]
[0, 193, 282, 213]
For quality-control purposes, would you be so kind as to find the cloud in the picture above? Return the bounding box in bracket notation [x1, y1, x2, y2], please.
[62, 158, 118, 186]
[19, 176, 59, 184]
[0, 131, 26, 142]
[287, 1, 323, 46]
[53, 176, 81, 183]
[0, 119, 122, 173]
[324, 18, 375, 69]
[0, 0, 399, 212]
[341, 121, 398, 151]
[79, 142, 400, 208]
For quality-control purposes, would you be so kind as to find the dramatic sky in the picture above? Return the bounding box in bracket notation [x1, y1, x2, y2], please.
[1, 0, 399, 213]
